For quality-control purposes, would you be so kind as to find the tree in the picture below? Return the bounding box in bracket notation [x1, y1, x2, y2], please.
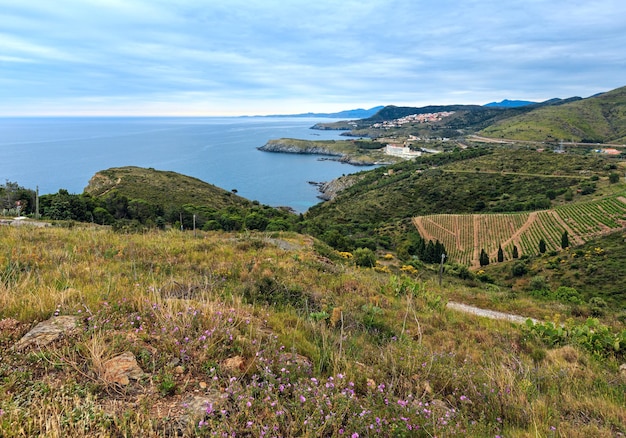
[512, 245, 519, 259]
[538, 238, 547, 254]
[609, 172, 620, 184]
[561, 231, 569, 249]
[497, 245, 504, 262]
[479, 249, 490, 267]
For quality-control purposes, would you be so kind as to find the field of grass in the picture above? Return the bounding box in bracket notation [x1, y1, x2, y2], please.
[413, 194, 626, 266]
[0, 224, 624, 436]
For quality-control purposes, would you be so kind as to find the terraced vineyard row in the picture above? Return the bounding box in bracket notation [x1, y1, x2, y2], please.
[412, 195, 626, 266]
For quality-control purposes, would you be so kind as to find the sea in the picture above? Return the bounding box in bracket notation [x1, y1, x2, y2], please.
[0, 117, 368, 212]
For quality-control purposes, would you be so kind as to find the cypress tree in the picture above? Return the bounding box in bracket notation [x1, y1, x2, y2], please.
[479, 249, 490, 267]
[539, 238, 547, 254]
[561, 231, 569, 249]
[497, 245, 504, 262]
[512, 245, 519, 259]
[425, 240, 436, 263]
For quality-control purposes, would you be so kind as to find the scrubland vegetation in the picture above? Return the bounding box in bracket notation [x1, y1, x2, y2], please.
[2, 85, 626, 436]
[0, 225, 624, 437]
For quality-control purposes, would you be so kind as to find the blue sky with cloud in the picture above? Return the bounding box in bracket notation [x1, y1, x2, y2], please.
[1, 0, 625, 116]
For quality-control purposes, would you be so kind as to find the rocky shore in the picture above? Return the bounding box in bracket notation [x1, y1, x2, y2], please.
[258, 140, 343, 157]
[309, 174, 363, 201]
[258, 139, 380, 166]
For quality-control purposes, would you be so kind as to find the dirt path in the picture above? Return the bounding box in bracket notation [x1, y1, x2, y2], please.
[472, 215, 480, 267]
[447, 302, 538, 324]
[412, 217, 434, 242]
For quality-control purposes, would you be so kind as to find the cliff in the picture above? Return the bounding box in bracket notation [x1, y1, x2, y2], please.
[258, 138, 396, 166]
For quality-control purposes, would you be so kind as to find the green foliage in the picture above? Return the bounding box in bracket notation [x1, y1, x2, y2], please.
[479, 249, 489, 267]
[305, 148, 602, 257]
[511, 261, 528, 277]
[561, 230, 569, 249]
[157, 372, 177, 396]
[553, 286, 583, 304]
[538, 238, 546, 254]
[529, 276, 548, 291]
[497, 245, 504, 262]
[524, 318, 626, 359]
[353, 248, 376, 268]
[609, 172, 620, 183]
[242, 276, 312, 310]
[589, 297, 608, 317]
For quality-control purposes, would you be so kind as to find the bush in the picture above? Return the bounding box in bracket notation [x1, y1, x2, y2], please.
[553, 286, 582, 304]
[589, 297, 608, 317]
[511, 261, 528, 277]
[529, 275, 548, 291]
[242, 276, 311, 310]
[353, 248, 376, 268]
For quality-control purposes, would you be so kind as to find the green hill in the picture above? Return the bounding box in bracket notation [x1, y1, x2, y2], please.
[303, 148, 620, 253]
[480, 85, 626, 143]
[85, 166, 252, 211]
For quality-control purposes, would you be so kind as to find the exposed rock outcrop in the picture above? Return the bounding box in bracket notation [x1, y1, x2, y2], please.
[13, 315, 80, 350]
[317, 174, 363, 201]
[102, 351, 145, 385]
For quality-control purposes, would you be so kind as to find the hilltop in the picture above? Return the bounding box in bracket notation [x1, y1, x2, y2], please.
[85, 166, 252, 211]
[480, 86, 626, 143]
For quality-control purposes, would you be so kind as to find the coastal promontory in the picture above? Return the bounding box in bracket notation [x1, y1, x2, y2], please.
[258, 138, 399, 166]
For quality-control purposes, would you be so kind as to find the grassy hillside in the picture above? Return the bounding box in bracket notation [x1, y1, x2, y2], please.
[85, 166, 252, 211]
[480, 86, 626, 143]
[304, 148, 620, 253]
[481, 230, 626, 307]
[0, 225, 624, 436]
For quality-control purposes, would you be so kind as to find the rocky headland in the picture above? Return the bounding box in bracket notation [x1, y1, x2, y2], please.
[258, 138, 390, 166]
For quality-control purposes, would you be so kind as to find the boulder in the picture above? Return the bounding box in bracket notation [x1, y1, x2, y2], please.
[102, 352, 144, 385]
[221, 356, 246, 374]
[13, 315, 80, 350]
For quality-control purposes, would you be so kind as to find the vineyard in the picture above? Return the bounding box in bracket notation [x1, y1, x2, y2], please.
[413, 195, 626, 266]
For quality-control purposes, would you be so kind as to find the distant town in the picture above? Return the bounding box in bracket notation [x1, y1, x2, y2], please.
[371, 111, 455, 129]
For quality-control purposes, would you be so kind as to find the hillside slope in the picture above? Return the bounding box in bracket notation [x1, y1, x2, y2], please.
[413, 195, 626, 266]
[0, 225, 624, 436]
[85, 166, 252, 210]
[480, 85, 626, 143]
[304, 148, 618, 253]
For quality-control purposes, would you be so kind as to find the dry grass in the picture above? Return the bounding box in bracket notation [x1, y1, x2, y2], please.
[0, 224, 624, 436]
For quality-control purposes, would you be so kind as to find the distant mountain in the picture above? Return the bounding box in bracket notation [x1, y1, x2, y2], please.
[484, 99, 537, 108]
[259, 106, 385, 119]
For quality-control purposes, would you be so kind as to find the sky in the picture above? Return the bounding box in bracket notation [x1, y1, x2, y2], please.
[1, 0, 625, 116]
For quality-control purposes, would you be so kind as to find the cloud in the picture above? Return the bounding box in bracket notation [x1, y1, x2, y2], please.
[0, 0, 625, 115]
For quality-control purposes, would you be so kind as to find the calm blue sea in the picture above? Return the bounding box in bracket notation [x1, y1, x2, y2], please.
[0, 117, 364, 212]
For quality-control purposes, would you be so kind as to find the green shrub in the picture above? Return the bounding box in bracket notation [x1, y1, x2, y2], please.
[353, 248, 376, 268]
[529, 275, 548, 291]
[553, 286, 582, 304]
[589, 297, 608, 317]
[511, 261, 528, 277]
